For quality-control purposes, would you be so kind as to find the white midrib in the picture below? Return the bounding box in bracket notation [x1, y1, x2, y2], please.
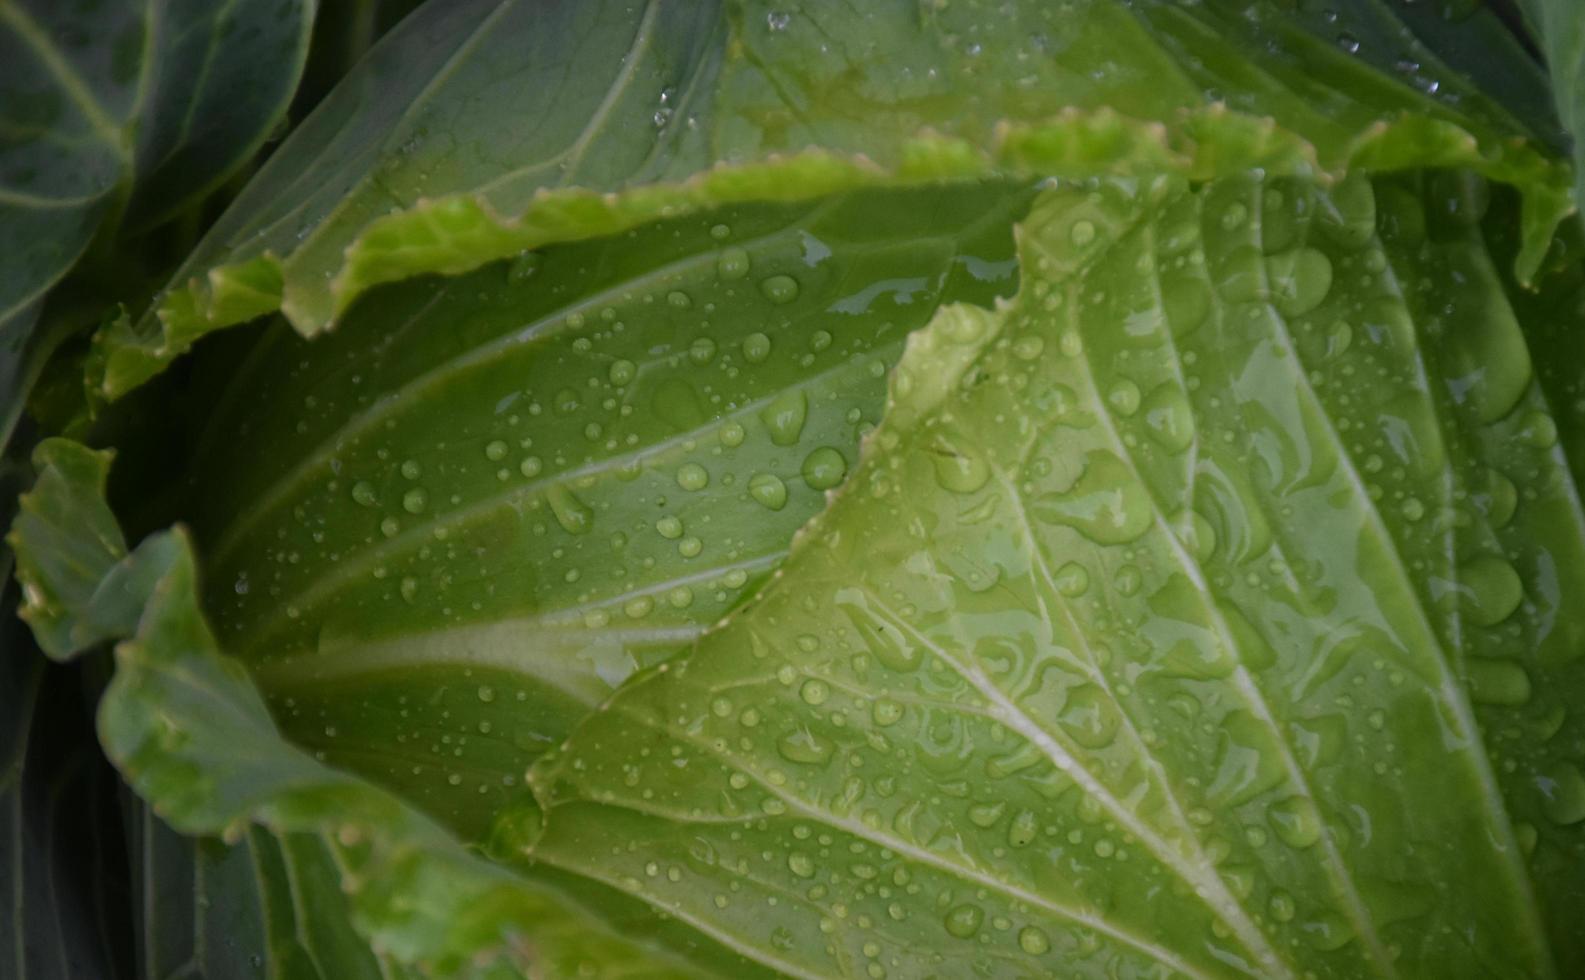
[1052, 229, 1391, 979]
[866, 590, 1284, 980]
[542, 702, 1225, 980]
[990, 460, 1243, 901]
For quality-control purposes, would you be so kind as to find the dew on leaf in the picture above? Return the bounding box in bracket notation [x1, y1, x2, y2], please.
[547, 484, 594, 534]
[749, 472, 789, 510]
[760, 389, 809, 446]
[760, 274, 800, 304]
[802, 447, 847, 490]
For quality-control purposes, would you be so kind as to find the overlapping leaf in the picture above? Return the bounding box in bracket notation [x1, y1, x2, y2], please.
[529, 177, 1585, 977]
[8, 440, 759, 979]
[142, 184, 1030, 836]
[96, 0, 1575, 401]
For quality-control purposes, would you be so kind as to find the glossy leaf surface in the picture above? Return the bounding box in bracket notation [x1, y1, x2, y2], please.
[531, 178, 1585, 977]
[99, 0, 1574, 399]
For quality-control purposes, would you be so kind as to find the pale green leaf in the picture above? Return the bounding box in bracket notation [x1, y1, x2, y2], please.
[530, 175, 1585, 977]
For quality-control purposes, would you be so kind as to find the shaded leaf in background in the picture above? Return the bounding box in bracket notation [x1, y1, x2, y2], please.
[0, 0, 316, 447]
[95, 0, 1575, 400]
[1, 579, 132, 980]
[1524, 0, 1585, 213]
[9, 440, 764, 979]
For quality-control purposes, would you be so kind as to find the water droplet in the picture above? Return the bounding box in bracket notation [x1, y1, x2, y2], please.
[799, 678, 830, 705]
[609, 359, 636, 386]
[1518, 410, 1558, 449]
[668, 290, 693, 309]
[1266, 247, 1333, 317]
[801, 447, 847, 490]
[401, 488, 428, 514]
[718, 247, 750, 280]
[1268, 796, 1322, 849]
[1317, 173, 1376, 248]
[400, 459, 422, 480]
[1031, 450, 1152, 544]
[1457, 555, 1523, 626]
[1018, 926, 1050, 955]
[1054, 562, 1089, 596]
[485, 439, 508, 461]
[351, 481, 378, 507]
[760, 389, 808, 446]
[656, 515, 683, 539]
[710, 223, 731, 240]
[1106, 379, 1141, 417]
[1069, 220, 1096, 246]
[477, 685, 496, 703]
[931, 447, 990, 494]
[944, 903, 984, 938]
[720, 421, 746, 447]
[760, 274, 800, 305]
[1059, 686, 1120, 748]
[787, 852, 816, 878]
[676, 463, 710, 491]
[871, 698, 902, 726]
[547, 484, 594, 534]
[778, 730, 834, 765]
[742, 332, 772, 363]
[1007, 810, 1038, 847]
[749, 473, 789, 510]
[520, 456, 543, 478]
[678, 536, 703, 558]
[1142, 383, 1193, 451]
[689, 337, 716, 364]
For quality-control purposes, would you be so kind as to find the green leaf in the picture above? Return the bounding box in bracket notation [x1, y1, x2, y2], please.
[7, 438, 760, 978]
[99, 0, 1573, 400]
[0, 0, 318, 450]
[150, 183, 1031, 838]
[530, 176, 1585, 977]
[1, 602, 133, 980]
[0, 0, 315, 443]
[1525, 0, 1585, 213]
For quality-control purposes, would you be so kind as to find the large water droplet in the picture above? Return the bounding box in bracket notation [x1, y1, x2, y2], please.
[1457, 555, 1523, 626]
[943, 904, 984, 938]
[1031, 451, 1152, 544]
[742, 332, 772, 363]
[760, 389, 808, 446]
[547, 484, 594, 534]
[718, 247, 750, 280]
[931, 447, 990, 494]
[676, 463, 710, 491]
[1268, 796, 1322, 849]
[760, 274, 800, 305]
[749, 472, 789, 510]
[802, 447, 847, 490]
[1266, 247, 1333, 318]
